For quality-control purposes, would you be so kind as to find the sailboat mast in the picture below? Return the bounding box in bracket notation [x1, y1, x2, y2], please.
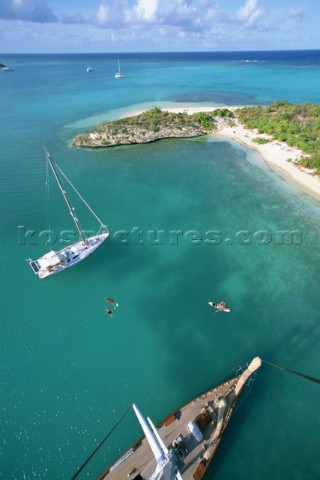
[132, 404, 165, 465]
[44, 149, 86, 243]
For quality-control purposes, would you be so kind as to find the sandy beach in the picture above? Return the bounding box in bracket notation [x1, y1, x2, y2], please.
[127, 105, 320, 199]
[172, 106, 320, 199]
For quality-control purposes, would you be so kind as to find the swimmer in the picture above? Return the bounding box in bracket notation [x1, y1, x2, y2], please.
[106, 298, 119, 308]
[105, 307, 114, 317]
[208, 301, 231, 312]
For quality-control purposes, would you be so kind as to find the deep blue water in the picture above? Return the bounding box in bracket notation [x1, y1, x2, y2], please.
[1, 51, 320, 480]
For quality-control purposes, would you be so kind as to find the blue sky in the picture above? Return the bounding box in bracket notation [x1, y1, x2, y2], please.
[0, 0, 319, 53]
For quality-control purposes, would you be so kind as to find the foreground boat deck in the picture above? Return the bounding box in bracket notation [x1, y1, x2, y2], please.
[99, 375, 241, 480]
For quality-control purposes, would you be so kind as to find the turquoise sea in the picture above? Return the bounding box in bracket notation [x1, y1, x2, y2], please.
[1, 51, 320, 480]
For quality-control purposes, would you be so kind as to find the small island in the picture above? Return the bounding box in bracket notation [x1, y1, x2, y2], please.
[73, 106, 234, 148]
[73, 101, 320, 196]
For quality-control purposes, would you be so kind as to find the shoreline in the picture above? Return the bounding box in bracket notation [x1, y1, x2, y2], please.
[126, 104, 320, 199]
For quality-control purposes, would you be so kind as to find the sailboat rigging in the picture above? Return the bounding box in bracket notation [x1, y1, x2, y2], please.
[28, 148, 110, 279]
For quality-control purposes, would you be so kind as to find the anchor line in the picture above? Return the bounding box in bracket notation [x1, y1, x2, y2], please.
[70, 405, 132, 480]
[263, 359, 320, 385]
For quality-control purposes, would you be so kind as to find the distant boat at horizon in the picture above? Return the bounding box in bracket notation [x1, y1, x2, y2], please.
[114, 59, 125, 78]
[0, 62, 14, 71]
[86, 66, 93, 72]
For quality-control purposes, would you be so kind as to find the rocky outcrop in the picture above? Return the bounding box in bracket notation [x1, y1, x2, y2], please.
[73, 108, 213, 148]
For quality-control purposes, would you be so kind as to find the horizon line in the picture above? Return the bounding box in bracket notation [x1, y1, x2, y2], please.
[2, 48, 320, 56]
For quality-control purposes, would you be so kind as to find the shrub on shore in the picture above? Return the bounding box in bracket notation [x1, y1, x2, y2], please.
[236, 101, 320, 173]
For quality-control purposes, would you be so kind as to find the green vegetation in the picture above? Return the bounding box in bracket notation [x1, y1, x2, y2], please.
[94, 107, 206, 133]
[192, 112, 213, 129]
[73, 106, 226, 148]
[211, 108, 235, 118]
[89, 106, 235, 137]
[236, 101, 320, 173]
[193, 109, 234, 129]
[252, 137, 270, 144]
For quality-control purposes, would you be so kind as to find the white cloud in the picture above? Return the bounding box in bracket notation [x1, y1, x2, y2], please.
[176, 2, 197, 19]
[232, 0, 264, 26]
[205, 7, 219, 22]
[134, 0, 158, 22]
[96, 3, 110, 24]
[1, 0, 315, 53]
[236, 0, 256, 20]
[288, 7, 305, 22]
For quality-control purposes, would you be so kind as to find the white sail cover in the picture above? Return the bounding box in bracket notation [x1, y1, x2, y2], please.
[69, 243, 86, 254]
[38, 251, 61, 268]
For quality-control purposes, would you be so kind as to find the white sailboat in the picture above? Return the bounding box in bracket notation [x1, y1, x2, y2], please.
[0, 62, 14, 71]
[114, 59, 124, 78]
[28, 148, 110, 279]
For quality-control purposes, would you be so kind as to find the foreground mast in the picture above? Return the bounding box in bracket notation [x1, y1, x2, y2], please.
[132, 404, 183, 480]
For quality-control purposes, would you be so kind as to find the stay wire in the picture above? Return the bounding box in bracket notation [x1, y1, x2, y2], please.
[70, 405, 132, 480]
[45, 156, 51, 233]
[263, 359, 320, 385]
[56, 164, 108, 230]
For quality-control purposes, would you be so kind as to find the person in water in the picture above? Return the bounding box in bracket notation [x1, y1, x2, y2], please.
[210, 301, 230, 311]
[216, 301, 230, 311]
[106, 298, 119, 308]
[105, 307, 114, 317]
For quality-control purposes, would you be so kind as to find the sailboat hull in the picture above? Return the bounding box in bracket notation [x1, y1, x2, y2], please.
[29, 232, 109, 279]
[98, 358, 261, 480]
